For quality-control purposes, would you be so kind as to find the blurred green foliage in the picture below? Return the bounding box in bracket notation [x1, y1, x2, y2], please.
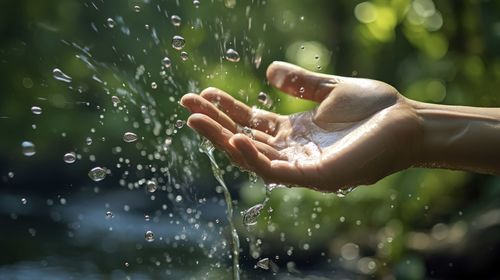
[1, 0, 500, 279]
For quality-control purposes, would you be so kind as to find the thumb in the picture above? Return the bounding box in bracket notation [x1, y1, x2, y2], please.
[266, 61, 341, 102]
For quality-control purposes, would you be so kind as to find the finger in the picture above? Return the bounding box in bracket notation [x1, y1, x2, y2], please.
[181, 93, 272, 144]
[181, 93, 237, 132]
[230, 134, 316, 187]
[266, 61, 342, 102]
[188, 114, 283, 166]
[200, 87, 281, 135]
[232, 133, 285, 161]
[187, 113, 248, 168]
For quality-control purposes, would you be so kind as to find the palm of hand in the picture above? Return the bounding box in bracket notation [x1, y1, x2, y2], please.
[181, 62, 421, 191]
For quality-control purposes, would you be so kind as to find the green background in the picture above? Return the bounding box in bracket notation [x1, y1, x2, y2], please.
[1, 0, 500, 279]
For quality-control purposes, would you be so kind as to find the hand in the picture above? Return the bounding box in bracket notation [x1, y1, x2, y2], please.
[181, 61, 423, 191]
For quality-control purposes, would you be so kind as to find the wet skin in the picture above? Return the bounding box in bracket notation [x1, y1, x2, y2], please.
[180, 61, 422, 191]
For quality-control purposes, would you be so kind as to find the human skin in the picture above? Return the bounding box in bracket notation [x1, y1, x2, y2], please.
[180, 61, 500, 192]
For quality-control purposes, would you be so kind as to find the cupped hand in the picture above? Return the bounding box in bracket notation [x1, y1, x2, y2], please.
[180, 61, 422, 192]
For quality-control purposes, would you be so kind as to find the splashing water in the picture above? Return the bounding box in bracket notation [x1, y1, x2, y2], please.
[257, 92, 273, 108]
[63, 152, 76, 163]
[180, 51, 189, 61]
[106, 18, 116, 28]
[111, 96, 121, 106]
[336, 187, 354, 197]
[162, 57, 172, 68]
[242, 182, 286, 226]
[175, 119, 186, 129]
[52, 68, 72, 83]
[241, 126, 254, 139]
[199, 138, 240, 280]
[145, 230, 155, 242]
[123, 132, 138, 143]
[146, 180, 157, 193]
[257, 92, 268, 103]
[255, 257, 279, 272]
[88, 167, 106, 182]
[7, 1, 308, 278]
[225, 49, 241, 62]
[241, 203, 264, 226]
[105, 211, 114, 219]
[171, 35, 186, 50]
[170, 15, 182, 27]
[31, 106, 42, 115]
[21, 141, 36, 157]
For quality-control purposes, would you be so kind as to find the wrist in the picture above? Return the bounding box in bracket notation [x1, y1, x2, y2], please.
[408, 99, 500, 173]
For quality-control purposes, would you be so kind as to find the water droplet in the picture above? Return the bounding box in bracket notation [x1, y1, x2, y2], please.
[21, 141, 36, 157]
[180, 51, 189, 61]
[124, 262, 129, 267]
[175, 195, 183, 202]
[170, 15, 181, 27]
[257, 91, 272, 107]
[256, 258, 270, 270]
[164, 137, 172, 146]
[145, 230, 155, 242]
[299, 87, 305, 94]
[249, 172, 258, 184]
[257, 92, 268, 103]
[162, 57, 172, 68]
[106, 211, 114, 219]
[86, 137, 93, 146]
[315, 55, 319, 60]
[123, 132, 138, 143]
[151, 82, 158, 89]
[242, 126, 254, 139]
[193, 0, 200, 8]
[171, 35, 186, 50]
[31, 106, 42, 115]
[21, 198, 27, 204]
[63, 152, 76, 163]
[133, 5, 141, 12]
[88, 167, 106, 182]
[8, 172, 14, 178]
[300, 45, 305, 50]
[175, 120, 185, 128]
[225, 48, 240, 62]
[52, 68, 72, 83]
[106, 18, 116, 28]
[265, 183, 286, 192]
[146, 180, 157, 193]
[144, 214, 150, 221]
[199, 138, 215, 154]
[255, 257, 278, 271]
[111, 96, 121, 106]
[242, 203, 264, 226]
[336, 187, 354, 198]
[224, 0, 236, 8]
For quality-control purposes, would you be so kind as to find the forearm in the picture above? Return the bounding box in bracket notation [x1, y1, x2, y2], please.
[409, 100, 500, 174]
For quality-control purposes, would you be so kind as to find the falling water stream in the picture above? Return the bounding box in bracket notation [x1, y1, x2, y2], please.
[199, 138, 240, 280]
